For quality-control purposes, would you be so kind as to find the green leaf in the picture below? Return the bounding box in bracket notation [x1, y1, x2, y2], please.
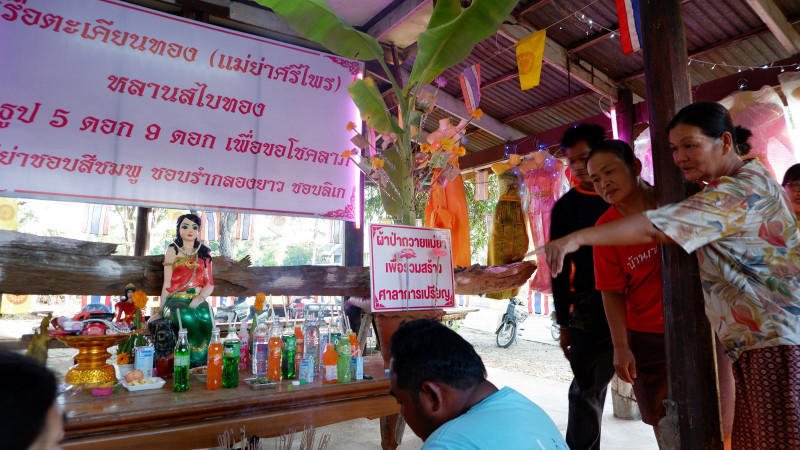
[408, 0, 518, 87]
[254, 0, 383, 61]
[426, 0, 461, 30]
[348, 78, 402, 135]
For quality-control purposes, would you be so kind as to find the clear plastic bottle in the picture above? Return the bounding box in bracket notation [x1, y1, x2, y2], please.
[173, 329, 190, 392]
[322, 342, 338, 384]
[294, 323, 304, 375]
[267, 317, 283, 381]
[251, 321, 268, 378]
[206, 328, 223, 390]
[303, 313, 320, 376]
[336, 337, 351, 383]
[222, 329, 240, 388]
[237, 320, 250, 371]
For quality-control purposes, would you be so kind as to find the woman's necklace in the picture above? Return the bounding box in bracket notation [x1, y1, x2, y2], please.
[174, 240, 199, 257]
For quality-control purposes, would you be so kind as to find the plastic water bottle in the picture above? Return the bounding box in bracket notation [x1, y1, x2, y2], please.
[267, 317, 283, 381]
[251, 322, 268, 378]
[336, 337, 351, 383]
[281, 333, 296, 379]
[237, 320, 250, 371]
[304, 314, 319, 376]
[173, 329, 190, 392]
[222, 330, 240, 388]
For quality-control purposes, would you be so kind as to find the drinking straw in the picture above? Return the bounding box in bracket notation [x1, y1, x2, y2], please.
[340, 298, 351, 333]
[177, 308, 183, 330]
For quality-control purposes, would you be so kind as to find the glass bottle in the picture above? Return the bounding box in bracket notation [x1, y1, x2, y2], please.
[336, 336, 351, 383]
[173, 329, 190, 392]
[251, 321, 268, 378]
[267, 317, 283, 381]
[237, 319, 250, 371]
[206, 328, 223, 390]
[281, 332, 296, 380]
[222, 329, 240, 388]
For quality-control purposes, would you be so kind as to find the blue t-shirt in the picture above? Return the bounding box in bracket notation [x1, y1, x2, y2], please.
[422, 387, 567, 449]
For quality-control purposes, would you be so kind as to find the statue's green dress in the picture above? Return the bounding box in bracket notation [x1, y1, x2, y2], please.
[164, 254, 213, 366]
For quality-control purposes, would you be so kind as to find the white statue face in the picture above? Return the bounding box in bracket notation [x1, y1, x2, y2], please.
[178, 218, 200, 242]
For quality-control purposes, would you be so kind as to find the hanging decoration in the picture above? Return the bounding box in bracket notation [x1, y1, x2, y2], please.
[475, 170, 489, 201]
[687, 58, 800, 73]
[614, 0, 642, 55]
[516, 30, 547, 90]
[459, 64, 482, 115]
[0, 197, 19, 231]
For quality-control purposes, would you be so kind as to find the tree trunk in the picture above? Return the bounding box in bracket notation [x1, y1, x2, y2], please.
[218, 212, 237, 258]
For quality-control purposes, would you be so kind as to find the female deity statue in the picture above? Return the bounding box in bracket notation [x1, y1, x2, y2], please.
[149, 214, 214, 366]
[113, 283, 141, 326]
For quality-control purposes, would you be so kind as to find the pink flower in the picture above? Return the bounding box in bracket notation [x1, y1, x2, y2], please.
[759, 221, 787, 247]
[399, 248, 416, 259]
[434, 76, 447, 88]
[432, 248, 447, 257]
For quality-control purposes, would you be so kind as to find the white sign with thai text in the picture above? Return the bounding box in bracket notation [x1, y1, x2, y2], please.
[369, 224, 455, 312]
[0, 0, 361, 220]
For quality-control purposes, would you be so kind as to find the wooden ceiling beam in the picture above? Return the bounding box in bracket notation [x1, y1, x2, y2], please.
[366, 0, 432, 41]
[455, 70, 519, 100]
[745, 0, 800, 54]
[501, 90, 593, 123]
[515, 0, 554, 20]
[568, 29, 618, 54]
[616, 13, 800, 83]
[498, 23, 619, 101]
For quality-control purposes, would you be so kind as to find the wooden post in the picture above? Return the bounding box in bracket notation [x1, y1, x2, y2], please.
[638, 0, 722, 448]
[133, 207, 150, 257]
[343, 173, 365, 268]
[615, 88, 634, 145]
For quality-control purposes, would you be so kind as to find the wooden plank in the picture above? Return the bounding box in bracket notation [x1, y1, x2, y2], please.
[498, 23, 619, 101]
[638, 0, 721, 448]
[745, 0, 800, 54]
[0, 231, 536, 297]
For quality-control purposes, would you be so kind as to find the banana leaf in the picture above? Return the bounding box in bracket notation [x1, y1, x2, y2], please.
[426, 0, 461, 30]
[407, 0, 518, 88]
[348, 78, 402, 135]
[253, 0, 383, 61]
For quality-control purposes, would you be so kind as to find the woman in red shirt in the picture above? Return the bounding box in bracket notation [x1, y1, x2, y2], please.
[587, 140, 733, 447]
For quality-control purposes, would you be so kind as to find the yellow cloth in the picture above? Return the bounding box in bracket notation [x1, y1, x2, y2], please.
[486, 171, 529, 299]
[425, 166, 471, 268]
[516, 29, 546, 90]
[0, 197, 18, 231]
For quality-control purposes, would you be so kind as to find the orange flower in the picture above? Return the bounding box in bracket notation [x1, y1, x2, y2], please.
[131, 291, 148, 310]
[454, 146, 466, 157]
[420, 143, 431, 153]
[471, 108, 483, 120]
[116, 353, 130, 365]
[432, 141, 442, 151]
[346, 121, 356, 131]
[342, 149, 352, 159]
[255, 292, 266, 312]
[370, 156, 385, 170]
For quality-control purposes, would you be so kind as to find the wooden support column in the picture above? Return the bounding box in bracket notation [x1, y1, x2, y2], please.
[638, 0, 722, 449]
[133, 207, 150, 257]
[615, 88, 635, 145]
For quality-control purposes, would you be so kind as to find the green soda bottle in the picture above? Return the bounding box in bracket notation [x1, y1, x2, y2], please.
[222, 330, 240, 388]
[336, 338, 351, 383]
[281, 334, 296, 380]
[173, 329, 190, 392]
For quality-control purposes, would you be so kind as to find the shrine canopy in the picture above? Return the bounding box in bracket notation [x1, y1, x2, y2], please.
[0, 0, 362, 222]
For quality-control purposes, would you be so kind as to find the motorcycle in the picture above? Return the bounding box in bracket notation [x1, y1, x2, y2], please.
[213, 297, 270, 324]
[495, 297, 530, 348]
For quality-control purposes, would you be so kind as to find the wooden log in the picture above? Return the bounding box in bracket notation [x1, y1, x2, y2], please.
[0, 231, 536, 297]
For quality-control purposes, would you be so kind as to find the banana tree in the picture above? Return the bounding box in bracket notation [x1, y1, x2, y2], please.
[255, 0, 518, 225]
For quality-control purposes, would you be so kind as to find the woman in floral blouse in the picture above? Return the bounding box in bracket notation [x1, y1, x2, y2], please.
[543, 102, 800, 448]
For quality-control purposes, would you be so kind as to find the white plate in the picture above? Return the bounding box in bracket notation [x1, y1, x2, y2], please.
[122, 377, 166, 391]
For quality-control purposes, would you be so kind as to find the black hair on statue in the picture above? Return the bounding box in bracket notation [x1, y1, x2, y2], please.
[783, 163, 800, 186]
[666, 102, 753, 156]
[0, 351, 58, 450]
[170, 213, 212, 267]
[560, 123, 606, 150]
[588, 139, 636, 166]
[390, 319, 486, 399]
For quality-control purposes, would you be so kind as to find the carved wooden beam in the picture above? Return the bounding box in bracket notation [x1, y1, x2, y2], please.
[0, 232, 535, 297]
[745, 0, 800, 54]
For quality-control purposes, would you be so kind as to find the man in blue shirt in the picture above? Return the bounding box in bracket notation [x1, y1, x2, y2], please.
[389, 319, 567, 449]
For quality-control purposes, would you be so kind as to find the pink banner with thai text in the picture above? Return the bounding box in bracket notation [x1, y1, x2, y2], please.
[369, 224, 456, 312]
[0, 0, 362, 220]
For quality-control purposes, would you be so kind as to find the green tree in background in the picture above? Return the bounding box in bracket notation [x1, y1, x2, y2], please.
[464, 175, 498, 265]
[283, 242, 313, 266]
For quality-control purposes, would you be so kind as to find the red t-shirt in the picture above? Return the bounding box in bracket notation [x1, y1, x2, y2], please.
[594, 207, 664, 333]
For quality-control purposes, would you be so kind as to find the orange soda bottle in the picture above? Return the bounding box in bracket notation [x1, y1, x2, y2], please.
[206, 328, 223, 390]
[322, 342, 338, 384]
[267, 317, 283, 381]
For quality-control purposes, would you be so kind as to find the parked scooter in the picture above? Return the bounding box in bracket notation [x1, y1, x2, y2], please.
[495, 297, 530, 348]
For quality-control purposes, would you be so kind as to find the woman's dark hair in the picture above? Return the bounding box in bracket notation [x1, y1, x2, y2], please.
[783, 164, 800, 186]
[0, 351, 58, 449]
[587, 139, 636, 166]
[170, 213, 212, 266]
[390, 319, 486, 399]
[561, 123, 606, 150]
[666, 101, 753, 156]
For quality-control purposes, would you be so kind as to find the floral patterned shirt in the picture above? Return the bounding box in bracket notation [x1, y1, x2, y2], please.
[644, 159, 800, 360]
